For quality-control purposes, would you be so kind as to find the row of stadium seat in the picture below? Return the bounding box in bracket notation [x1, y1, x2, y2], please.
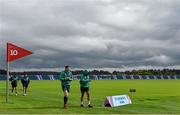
[115, 75, 180, 80]
[0, 75, 179, 80]
[0, 75, 59, 80]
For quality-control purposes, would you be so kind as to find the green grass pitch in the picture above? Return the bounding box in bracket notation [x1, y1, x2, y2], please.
[0, 80, 180, 114]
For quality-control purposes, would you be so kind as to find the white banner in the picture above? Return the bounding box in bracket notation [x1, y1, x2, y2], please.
[104, 95, 132, 107]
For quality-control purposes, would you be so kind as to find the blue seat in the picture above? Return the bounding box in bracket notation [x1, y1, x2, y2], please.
[41, 75, 49, 80]
[53, 75, 59, 80]
[125, 76, 131, 79]
[133, 75, 140, 79]
[156, 76, 162, 79]
[116, 76, 123, 79]
[0, 75, 6, 80]
[30, 75, 38, 80]
[141, 76, 147, 79]
[149, 76, 154, 79]
[169, 76, 175, 79]
[163, 76, 169, 79]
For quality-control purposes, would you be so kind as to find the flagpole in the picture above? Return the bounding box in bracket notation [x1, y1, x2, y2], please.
[6, 43, 9, 103]
[6, 62, 9, 103]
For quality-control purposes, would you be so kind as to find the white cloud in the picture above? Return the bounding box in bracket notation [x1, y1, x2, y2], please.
[145, 55, 172, 64]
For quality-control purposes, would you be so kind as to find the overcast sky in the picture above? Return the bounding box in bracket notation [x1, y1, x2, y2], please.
[0, 0, 180, 69]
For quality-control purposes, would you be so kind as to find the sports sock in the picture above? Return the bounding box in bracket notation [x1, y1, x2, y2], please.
[64, 96, 68, 105]
[88, 101, 91, 105]
[81, 101, 83, 105]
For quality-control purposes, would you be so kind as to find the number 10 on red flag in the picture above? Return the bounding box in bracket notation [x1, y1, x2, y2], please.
[7, 43, 33, 62]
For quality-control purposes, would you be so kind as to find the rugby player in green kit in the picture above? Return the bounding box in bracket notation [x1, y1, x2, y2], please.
[80, 70, 93, 108]
[59, 65, 73, 109]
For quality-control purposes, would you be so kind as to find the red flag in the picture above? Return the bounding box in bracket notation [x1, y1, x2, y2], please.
[7, 43, 33, 62]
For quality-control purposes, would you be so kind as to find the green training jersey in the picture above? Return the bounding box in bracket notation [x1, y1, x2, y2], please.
[59, 71, 73, 86]
[10, 76, 19, 81]
[80, 75, 91, 88]
[22, 76, 29, 81]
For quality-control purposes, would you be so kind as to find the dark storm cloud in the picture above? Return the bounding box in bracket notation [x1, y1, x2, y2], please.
[0, 0, 180, 69]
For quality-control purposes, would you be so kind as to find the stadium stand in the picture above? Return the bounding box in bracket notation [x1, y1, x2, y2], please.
[0, 75, 180, 80]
